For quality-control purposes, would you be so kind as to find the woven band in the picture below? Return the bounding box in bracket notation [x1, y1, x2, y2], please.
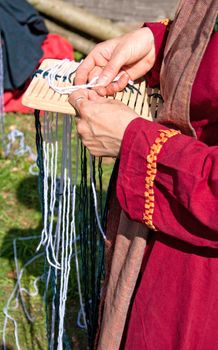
[143, 129, 181, 230]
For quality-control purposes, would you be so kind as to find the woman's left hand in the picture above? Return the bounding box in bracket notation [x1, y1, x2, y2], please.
[69, 89, 139, 157]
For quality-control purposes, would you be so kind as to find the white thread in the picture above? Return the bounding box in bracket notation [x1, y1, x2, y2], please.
[57, 168, 68, 350]
[50, 114, 64, 349]
[89, 155, 106, 241]
[37, 123, 60, 268]
[13, 239, 35, 323]
[45, 58, 133, 95]
[3, 236, 44, 350]
[5, 129, 36, 161]
[72, 133, 87, 329]
[45, 140, 61, 268]
[21, 275, 43, 297]
[58, 176, 71, 350]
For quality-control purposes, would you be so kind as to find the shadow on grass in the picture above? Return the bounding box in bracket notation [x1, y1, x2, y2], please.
[0, 174, 105, 349]
[0, 344, 14, 350]
[1, 175, 43, 279]
[1, 176, 46, 350]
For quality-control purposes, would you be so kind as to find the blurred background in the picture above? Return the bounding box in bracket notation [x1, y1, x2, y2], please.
[65, 0, 178, 22]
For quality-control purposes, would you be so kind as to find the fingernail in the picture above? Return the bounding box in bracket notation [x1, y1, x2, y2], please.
[97, 75, 110, 86]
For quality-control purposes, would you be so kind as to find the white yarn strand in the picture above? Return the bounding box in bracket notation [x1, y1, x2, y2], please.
[50, 114, 65, 349]
[3, 235, 43, 350]
[57, 168, 67, 350]
[57, 115, 70, 350]
[45, 58, 133, 95]
[72, 133, 87, 329]
[23, 60, 114, 349]
[45, 135, 60, 268]
[89, 154, 106, 241]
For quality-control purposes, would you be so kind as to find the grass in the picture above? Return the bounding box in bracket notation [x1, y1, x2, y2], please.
[0, 113, 113, 349]
[0, 113, 46, 350]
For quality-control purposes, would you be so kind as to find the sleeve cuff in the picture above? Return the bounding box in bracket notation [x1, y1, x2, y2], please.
[116, 117, 168, 223]
[143, 21, 170, 87]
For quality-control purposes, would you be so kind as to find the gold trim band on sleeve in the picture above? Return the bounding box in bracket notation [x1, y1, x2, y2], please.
[143, 129, 181, 230]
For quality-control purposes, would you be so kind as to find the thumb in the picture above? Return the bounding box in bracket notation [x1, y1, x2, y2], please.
[68, 89, 89, 114]
[97, 51, 126, 86]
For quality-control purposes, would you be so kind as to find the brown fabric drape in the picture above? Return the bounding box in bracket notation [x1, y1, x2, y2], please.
[158, 0, 217, 136]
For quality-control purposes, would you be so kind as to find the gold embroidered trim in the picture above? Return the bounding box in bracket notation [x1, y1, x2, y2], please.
[159, 18, 170, 26]
[143, 129, 181, 230]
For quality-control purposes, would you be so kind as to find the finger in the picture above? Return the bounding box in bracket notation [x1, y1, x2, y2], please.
[76, 119, 91, 138]
[74, 115, 80, 124]
[104, 73, 130, 95]
[88, 90, 107, 102]
[114, 71, 129, 90]
[74, 55, 96, 85]
[97, 50, 127, 86]
[74, 48, 109, 85]
[124, 47, 156, 80]
[93, 86, 108, 96]
[93, 71, 129, 96]
[88, 66, 103, 83]
[68, 89, 89, 113]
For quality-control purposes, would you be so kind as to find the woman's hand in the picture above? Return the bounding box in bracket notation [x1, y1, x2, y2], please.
[75, 27, 155, 96]
[69, 89, 139, 157]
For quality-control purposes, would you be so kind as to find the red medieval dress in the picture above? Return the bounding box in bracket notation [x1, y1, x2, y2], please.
[117, 21, 218, 349]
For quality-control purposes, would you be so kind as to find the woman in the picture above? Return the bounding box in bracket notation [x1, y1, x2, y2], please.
[69, 0, 218, 348]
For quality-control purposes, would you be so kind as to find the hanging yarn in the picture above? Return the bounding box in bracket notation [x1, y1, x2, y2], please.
[29, 59, 113, 349]
[34, 105, 106, 349]
[19, 58, 160, 349]
[2, 236, 44, 350]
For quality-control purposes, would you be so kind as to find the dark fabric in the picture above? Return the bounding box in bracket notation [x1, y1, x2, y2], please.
[0, 0, 48, 90]
[4, 33, 74, 113]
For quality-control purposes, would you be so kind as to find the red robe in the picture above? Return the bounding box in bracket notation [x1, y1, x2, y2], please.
[117, 23, 218, 349]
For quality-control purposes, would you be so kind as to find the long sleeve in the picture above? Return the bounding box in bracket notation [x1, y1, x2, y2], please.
[117, 117, 218, 248]
[143, 21, 170, 87]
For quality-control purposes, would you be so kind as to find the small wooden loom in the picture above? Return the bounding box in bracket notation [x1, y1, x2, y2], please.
[23, 58, 161, 118]
[22, 59, 162, 350]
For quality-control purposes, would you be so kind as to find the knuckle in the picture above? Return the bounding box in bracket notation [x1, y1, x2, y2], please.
[76, 120, 85, 135]
[80, 103, 90, 117]
[75, 100, 87, 116]
[78, 100, 86, 111]
[82, 139, 89, 149]
[76, 124, 82, 136]
[104, 65, 115, 76]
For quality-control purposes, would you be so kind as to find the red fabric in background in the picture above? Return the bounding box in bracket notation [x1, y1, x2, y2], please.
[4, 33, 74, 113]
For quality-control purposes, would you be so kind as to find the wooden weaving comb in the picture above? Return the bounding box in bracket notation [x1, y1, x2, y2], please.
[22, 59, 161, 120]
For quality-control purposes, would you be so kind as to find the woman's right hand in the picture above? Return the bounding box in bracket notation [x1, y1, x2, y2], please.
[74, 27, 155, 96]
